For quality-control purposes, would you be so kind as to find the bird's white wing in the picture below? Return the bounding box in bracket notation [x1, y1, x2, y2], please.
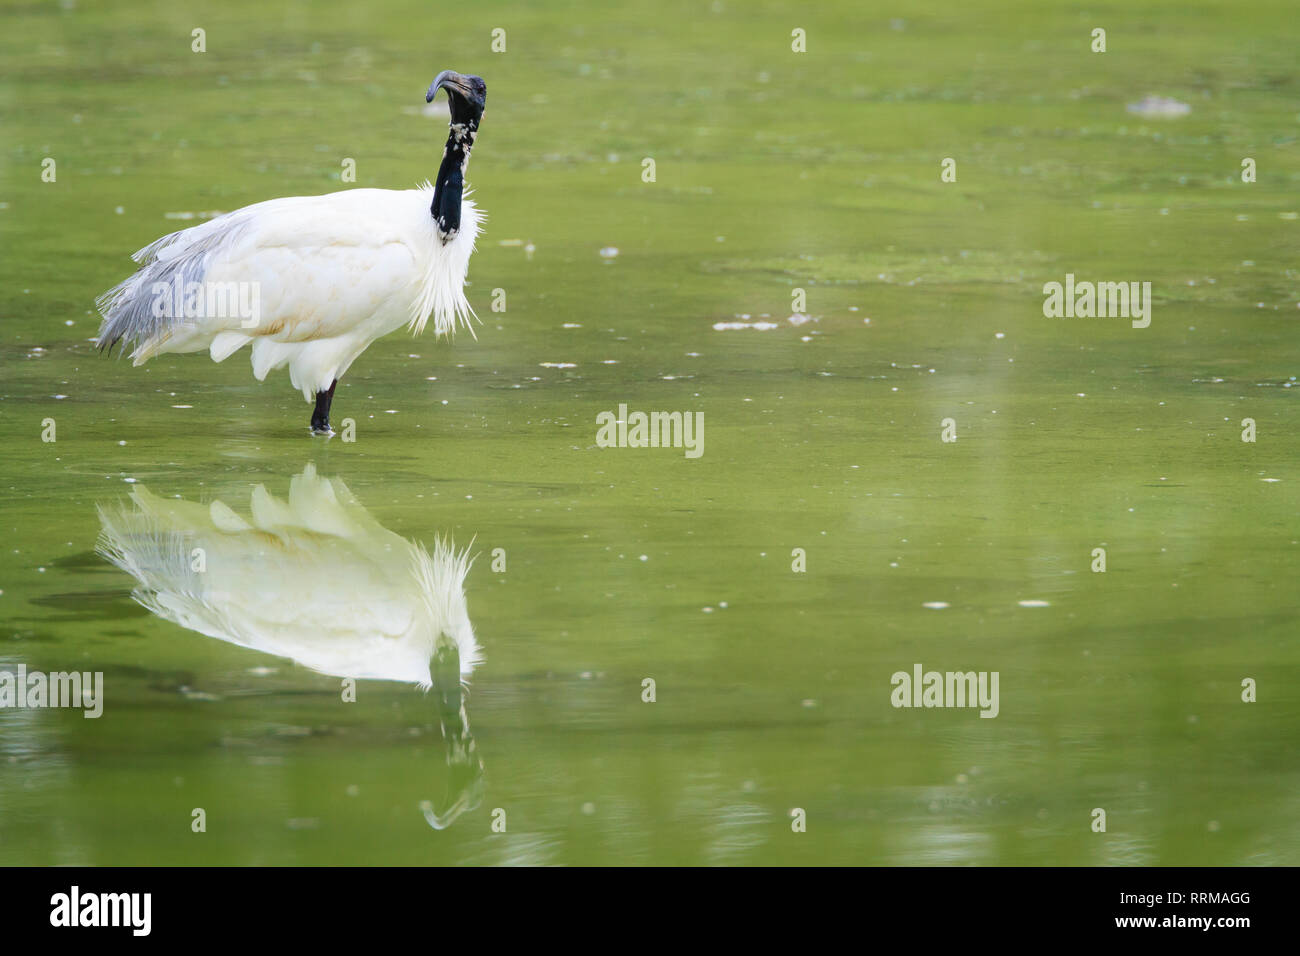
[97, 187, 482, 374]
[203, 189, 428, 343]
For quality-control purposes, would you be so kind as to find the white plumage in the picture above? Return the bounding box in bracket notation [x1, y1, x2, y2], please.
[96, 70, 489, 434]
[95, 463, 481, 686]
[97, 186, 482, 399]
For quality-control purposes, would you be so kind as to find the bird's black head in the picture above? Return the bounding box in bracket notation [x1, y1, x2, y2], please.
[426, 70, 487, 126]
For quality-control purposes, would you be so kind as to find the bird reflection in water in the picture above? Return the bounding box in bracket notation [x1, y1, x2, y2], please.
[96, 462, 484, 829]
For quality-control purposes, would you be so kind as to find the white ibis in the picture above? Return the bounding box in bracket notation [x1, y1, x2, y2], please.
[95, 70, 488, 435]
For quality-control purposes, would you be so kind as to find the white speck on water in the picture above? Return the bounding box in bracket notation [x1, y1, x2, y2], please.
[562, 323, 582, 328]
[540, 362, 576, 368]
[923, 601, 950, 609]
[1018, 599, 1050, 608]
[1126, 95, 1190, 117]
[599, 246, 619, 258]
[713, 321, 779, 331]
[171, 404, 192, 409]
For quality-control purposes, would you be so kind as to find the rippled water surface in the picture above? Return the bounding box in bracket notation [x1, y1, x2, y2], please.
[1, 0, 1298, 864]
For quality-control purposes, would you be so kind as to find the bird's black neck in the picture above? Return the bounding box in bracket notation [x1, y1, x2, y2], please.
[431, 120, 477, 242]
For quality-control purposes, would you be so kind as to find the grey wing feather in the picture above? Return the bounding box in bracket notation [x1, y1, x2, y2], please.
[95, 211, 256, 354]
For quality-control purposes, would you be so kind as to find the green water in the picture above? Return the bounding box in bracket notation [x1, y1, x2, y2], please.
[1, 0, 1298, 865]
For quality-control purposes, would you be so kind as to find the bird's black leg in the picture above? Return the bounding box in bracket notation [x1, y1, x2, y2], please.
[310, 380, 338, 435]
